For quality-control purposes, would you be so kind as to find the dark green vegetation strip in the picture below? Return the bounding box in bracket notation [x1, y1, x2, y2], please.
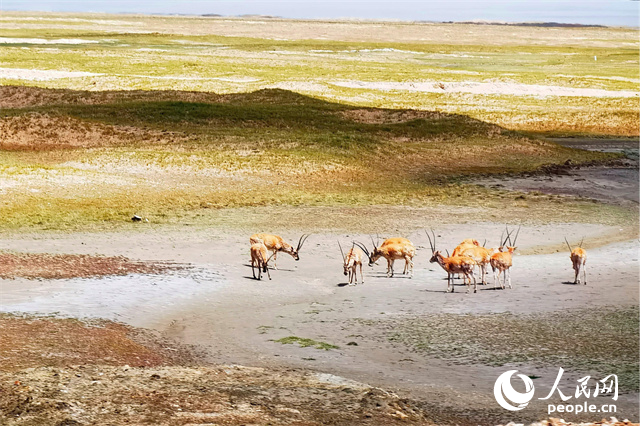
[368, 307, 639, 392]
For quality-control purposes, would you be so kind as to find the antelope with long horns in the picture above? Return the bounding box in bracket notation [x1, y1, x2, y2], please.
[356, 236, 415, 278]
[339, 241, 364, 285]
[565, 237, 587, 285]
[249, 233, 310, 269]
[426, 230, 478, 293]
[490, 226, 520, 289]
[250, 240, 274, 281]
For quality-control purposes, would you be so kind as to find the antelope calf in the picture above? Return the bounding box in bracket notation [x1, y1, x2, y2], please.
[426, 230, 478, 293]
[356, 236, 415, 278]
[250, 241, 272, 280]
[565, 237, 587, 284]
[339, 241, 364, 285]
[249, 233, 309, 269]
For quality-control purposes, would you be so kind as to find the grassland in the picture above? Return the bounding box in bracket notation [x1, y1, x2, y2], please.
[0, 85, 630, 230]
[0, 13, 637, 230]
[0, 12, 638, 137]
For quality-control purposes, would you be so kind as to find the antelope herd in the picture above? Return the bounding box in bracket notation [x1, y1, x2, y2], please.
[248, 229, 588, 292]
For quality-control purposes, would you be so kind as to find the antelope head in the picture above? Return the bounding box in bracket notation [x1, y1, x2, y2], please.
[290, 234, 310, 260]
[425, 229, 441, 263]
[497, 227, 513, 252]
[338, 241, 354, 276]
[564, 236, 585, 252]
[367, 235, 383, 266]
[505, 226, 520, 253]
[354, 240, 376, 267]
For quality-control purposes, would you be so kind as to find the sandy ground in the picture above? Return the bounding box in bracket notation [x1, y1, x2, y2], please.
[0, 219, 638, 424]
[329, 80, 640, 98]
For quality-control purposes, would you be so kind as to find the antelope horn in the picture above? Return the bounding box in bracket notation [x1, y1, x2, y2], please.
[564, 237, 573, 252]
[579, 237, 584, 248]
[425, 229, 435, 252]
[296, 234, 310, 252]
[502, 227, 512, 247]
[511, 225, 521, 246]
[354, 241, 371, 260]
[446, 249, 450, 257]
[482, 239, 487, 247]
[338, 240, 346, 262]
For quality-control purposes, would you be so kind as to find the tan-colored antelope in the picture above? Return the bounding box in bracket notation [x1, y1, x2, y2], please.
[451, 238, 480, 257]
[450, 238, 490, 284]
[249, 233, 309, 269]
[356, 236, 415, 278]
[426, 230, 477, 293]
[250, 241, 273, 280]
[565, 237, 587, 285]
[456, 244, 492, 285]
[338, 241, 364, 285]
[490, 227, 520, 289]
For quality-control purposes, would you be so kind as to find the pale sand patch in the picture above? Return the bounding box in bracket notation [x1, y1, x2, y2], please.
[0, 37, 100, 44]
[0, 17, 141, 26]
[136, 47, 169, 52]
[0, 171, 132, 193]
[121, 74, 261, 82]
[0, 68, 102, 81]
[555, 74, 640, 84]
[309, 48, 423, 55]
[269, 81, 332, 93]
[329, 80, 640, 98]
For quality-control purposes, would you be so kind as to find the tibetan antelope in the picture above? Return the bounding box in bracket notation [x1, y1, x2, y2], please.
[456, 244, 492, 285]
[249, 233, 309, 269]
[565, 237, 587, 285]
[451, 238, 490, 284]
[250, 241, 273, 280]
[451, 239, 480, 256]
[426, 230, 477, 293]
[338, 241, 364, 285]
[490, 227, 520, 289]
[356, 236, 415, 278]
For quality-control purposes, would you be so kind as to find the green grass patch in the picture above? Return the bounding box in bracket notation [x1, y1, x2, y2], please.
[274, 336, 339, 350]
